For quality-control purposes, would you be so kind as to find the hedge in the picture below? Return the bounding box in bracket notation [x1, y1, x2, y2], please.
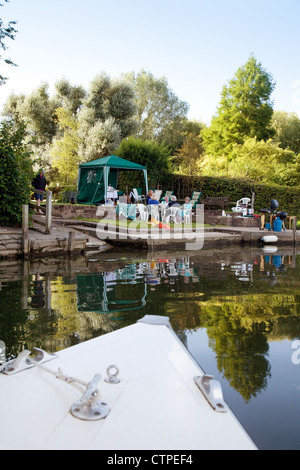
[158, 173, 300, 217]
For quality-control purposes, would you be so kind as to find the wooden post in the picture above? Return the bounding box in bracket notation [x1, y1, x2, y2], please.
[22, 204, 28, 237]
[68, 231, 75, 253]
[251, 192, 255, 211]
[293, 217, 297, 246]
[45, 191, 52, 234]
[22, 204, 30, 257]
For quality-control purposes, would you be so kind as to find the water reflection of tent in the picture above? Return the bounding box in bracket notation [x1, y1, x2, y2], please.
[76, 274, 147, 314]
[77, 155, 148, 205]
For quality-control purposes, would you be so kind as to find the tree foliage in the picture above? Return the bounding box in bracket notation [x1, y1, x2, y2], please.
[116, 137, 171, 187]
[2, 74, 138, 178]
[202, 56, 275, 156]
[124, 70, 189, 152]
[200, 137, 300, 186]
[50, 107, 81, 186]
[54, 78, 86, 116]
[0, 120, 32, 225]
[272, 110, 300, 154]
[171, 120, 205, 175]
[0, 0, 17, 85]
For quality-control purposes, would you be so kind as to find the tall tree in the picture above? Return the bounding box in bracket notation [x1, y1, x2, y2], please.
[50, 107, 81, 186]
[124, 70, 189, 151]
[0, 0, 17, 85]
[202, 56, 275, 156]
[78, 72, 137, 160]
[54, 78, 86, 116]
[117, 137, 171, 187]
[172, 120, 205, 175]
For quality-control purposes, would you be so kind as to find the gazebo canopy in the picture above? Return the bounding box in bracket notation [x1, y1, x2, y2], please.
[77, 155, 148, 204]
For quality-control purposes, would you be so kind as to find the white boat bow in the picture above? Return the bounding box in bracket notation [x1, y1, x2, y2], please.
[0, 315, 257, 450]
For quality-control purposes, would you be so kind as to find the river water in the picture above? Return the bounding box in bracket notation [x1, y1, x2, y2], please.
[0, 246, 300, 450]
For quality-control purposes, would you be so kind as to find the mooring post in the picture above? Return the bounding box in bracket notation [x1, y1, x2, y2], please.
[293, 218, 297, 246]
[22, 204, 30, 257]
[68, 231, 75, 253]
[45, 191, 52, 234]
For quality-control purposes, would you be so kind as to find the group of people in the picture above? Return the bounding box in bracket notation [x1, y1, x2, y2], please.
[145, 190, 192, 223]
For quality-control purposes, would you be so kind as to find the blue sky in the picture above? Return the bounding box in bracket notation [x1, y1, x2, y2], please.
[1, 0, 300, 124]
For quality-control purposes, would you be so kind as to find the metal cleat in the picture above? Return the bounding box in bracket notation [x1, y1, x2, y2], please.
[194, 374, 227, 413]
[70, 373, 110, 421]
[1, 348, 57, 375]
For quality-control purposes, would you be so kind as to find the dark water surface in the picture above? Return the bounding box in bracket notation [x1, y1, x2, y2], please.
[0, 246, 300, 450]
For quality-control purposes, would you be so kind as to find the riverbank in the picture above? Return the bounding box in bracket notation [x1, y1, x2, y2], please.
[0, 219, 110, 259]
[0, 216, 299, 259]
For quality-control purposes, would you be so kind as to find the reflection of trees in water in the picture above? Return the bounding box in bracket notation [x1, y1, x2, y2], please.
[204, 312, 271, 402]
[196, 287, 300, 401]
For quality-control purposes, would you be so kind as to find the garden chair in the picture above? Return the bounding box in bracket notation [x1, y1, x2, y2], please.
[161, 190, 174, 201]
[190, 191, 202, 208]
[132, 188, 146, 203]
[137, 204, 148, 221]
[147, 204, 160, 221]
[153, 189, 162, 201]
[183, 207, 192, 223]
[164, 206, 179, 224]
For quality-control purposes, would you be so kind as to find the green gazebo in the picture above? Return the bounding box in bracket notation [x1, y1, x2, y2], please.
[77, 155, 148, 204]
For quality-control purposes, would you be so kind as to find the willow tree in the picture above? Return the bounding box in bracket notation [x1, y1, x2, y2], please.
[202, 56, 275, 156]
[78, 72, 137, 161]
[124, 70, 189, 152]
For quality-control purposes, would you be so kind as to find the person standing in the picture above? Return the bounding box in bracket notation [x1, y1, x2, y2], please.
[32, 168, 47, 214]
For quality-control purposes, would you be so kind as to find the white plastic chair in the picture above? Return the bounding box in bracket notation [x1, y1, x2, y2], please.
[160, 204, 167, 221]
[153, 190, 162, 201]
[137, 204, 148, 221]
[165, 206, 179, 224]
[183, 208, 192, 223]
[147, 204, 159, 220]
[132, 188, 145, 203]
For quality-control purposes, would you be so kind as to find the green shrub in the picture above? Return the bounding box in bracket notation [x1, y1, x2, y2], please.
[0, 120, 33, 225]
[159, 173, 300, 218]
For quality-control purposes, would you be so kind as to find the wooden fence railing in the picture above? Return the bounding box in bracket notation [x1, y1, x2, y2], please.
[22, 189, 52, 245]
[28, 189, 52, 234]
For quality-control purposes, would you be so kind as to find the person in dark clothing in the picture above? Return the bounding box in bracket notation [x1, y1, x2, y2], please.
[32, 168, 47, 214]
[167, 195, 180, 207]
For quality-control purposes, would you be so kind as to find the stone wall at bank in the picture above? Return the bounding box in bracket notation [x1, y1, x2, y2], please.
[0, 232, 22, 258]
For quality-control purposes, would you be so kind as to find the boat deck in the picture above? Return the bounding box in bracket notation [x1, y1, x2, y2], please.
[0, 316, 257, 450]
